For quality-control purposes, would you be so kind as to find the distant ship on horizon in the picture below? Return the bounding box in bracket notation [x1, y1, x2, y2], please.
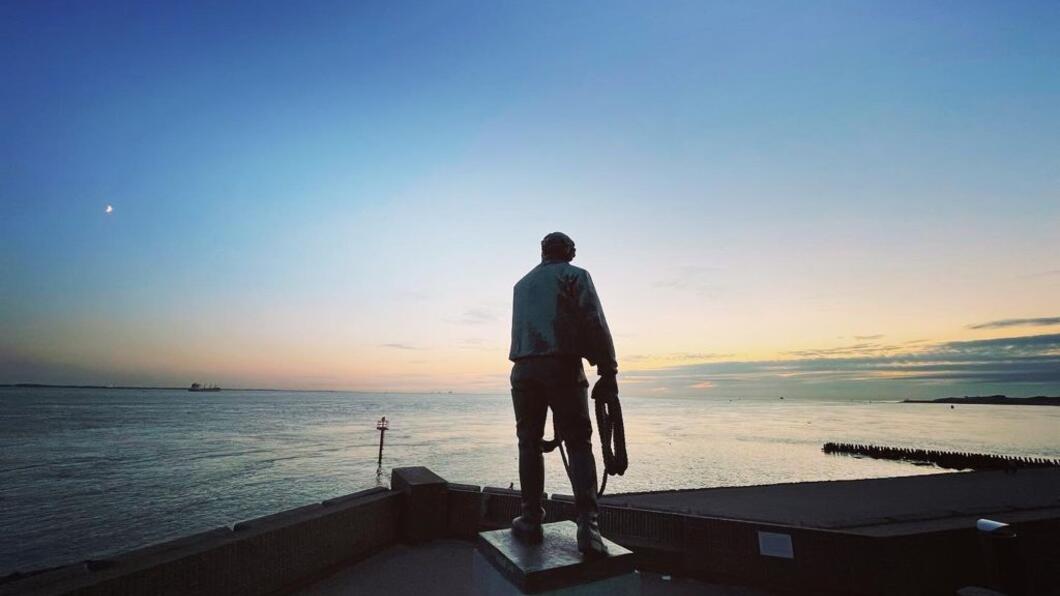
[188, 383, 221, 392]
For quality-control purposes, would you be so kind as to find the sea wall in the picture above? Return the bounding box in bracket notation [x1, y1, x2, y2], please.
[1, 487, 399, 596]
[439, 478, 1059, 595]
[5, 468, 1058, 595]
[448, 484, 951, 594]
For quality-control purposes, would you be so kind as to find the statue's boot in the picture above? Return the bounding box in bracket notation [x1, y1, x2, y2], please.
[512, 442, 545, 544]
[511, 509, 545, 544]
[576, 512, 606, 557]
[567, 446, 607, 557]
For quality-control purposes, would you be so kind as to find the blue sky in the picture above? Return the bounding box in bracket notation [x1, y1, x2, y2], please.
[2, 1, 1059, 396]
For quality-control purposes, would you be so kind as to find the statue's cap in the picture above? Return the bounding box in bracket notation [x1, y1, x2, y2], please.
[541, 232, 575, 253]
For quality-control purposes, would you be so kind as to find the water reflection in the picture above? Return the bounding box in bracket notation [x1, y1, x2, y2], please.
[1, 388, 1057, 575]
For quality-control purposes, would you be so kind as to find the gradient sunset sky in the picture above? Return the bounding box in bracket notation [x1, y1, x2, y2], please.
[2, 2, 1059, 398]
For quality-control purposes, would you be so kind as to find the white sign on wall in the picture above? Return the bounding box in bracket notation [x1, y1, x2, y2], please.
[757, 531, 794, 559]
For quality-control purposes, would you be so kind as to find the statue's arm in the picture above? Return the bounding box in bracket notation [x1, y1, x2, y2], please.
[576, 270, 618, 376]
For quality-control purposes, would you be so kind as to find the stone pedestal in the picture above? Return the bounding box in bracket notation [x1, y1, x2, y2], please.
[391, 466, 447, 543]
[475, 521, 637, 594]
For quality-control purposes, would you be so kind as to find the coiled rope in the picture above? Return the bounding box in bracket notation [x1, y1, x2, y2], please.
[542, 393, 628, 497]
[593, 392, 628, 495]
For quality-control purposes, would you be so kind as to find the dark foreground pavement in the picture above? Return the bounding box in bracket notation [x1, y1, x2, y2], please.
[298, 540, 772, 596]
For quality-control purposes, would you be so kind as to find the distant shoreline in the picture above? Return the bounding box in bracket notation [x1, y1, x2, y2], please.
[0, 383, 340, 393]
[0, 383, 466, 395]
[903, 394, 1060, 406]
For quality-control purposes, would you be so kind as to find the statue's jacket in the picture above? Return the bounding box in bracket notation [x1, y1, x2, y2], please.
[509, 260, 617, 378]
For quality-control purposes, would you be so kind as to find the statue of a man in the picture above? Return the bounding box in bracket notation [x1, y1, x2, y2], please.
[508, 232, 618, 556]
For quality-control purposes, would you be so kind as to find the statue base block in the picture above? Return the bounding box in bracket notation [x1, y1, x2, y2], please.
[475, 521, 636, 594]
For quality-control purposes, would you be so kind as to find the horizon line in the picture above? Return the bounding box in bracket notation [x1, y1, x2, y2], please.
[0, 382, 501, 395]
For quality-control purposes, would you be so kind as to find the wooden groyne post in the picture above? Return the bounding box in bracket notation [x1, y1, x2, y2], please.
[822, 442, 1060, 471]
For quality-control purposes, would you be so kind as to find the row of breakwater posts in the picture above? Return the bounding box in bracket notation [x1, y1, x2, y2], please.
[4, 466, 1060, 596]
[822, 442, 1060, 471]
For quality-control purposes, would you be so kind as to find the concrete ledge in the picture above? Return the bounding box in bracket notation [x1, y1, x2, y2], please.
[447, 485, 484, 539]
[446, 482, 481, 492]
[482, 487, 551, 530]
[319, 483, 1059, 595]
[392, 467, 448, 543]
[482, 487, 522, 529]
[2, 490, 401, 596]
[108, 526, 235, 568]
[0, 564, 90, 596]
[598, 507, 683, 552]
[321, 486, 389, 507]
[580, 497, 1006, 595]
[9, 469, 1059, 596]
[234, 503, 324, 532]
[220, 491, 400, 594]
[545, 494, 576, 522]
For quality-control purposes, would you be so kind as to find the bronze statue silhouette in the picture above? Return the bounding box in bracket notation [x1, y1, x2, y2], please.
[508, 232, 619, 556]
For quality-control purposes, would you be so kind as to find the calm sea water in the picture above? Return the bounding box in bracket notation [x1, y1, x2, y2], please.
[2, 387, 1058, 575]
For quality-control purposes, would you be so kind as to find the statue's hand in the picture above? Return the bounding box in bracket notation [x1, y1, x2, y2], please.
[591, 374, 618, 402]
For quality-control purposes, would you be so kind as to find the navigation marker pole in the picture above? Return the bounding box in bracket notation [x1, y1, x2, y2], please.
[376, 416, 389, 467]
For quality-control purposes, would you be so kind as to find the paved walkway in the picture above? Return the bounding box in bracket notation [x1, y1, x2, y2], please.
[299, 540, 771, 596]
[599, 468, 1060, 533]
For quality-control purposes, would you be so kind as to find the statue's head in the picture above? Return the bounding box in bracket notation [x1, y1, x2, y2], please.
[541, 232, 576, 262]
